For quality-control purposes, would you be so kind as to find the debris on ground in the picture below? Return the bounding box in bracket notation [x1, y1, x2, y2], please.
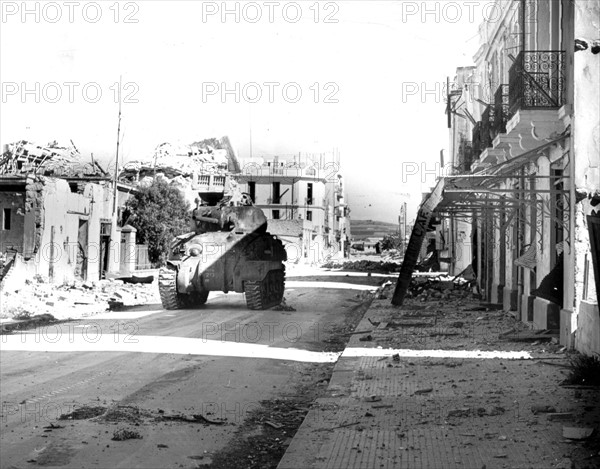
[563, 427, 595, 440]
[59, 406, 106, 420]
[111, 428, 143, 441]
[159, 413, 226, 425]
[0, 313, 58, 333]
[321, 259, 401, 273]
[264, 421, 283, 429]
[406, 274, 474, 302]
[272, 297, 296, 311]
[1, 275, 160, 320]
[531, 405, 557, 414]
[102, 405, 153, 424]
[413, 387, 433, 395]
[207, 363, 335, 469]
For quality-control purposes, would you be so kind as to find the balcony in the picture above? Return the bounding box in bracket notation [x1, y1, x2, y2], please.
[494, 50, 568, 157]
[269, 166, 284, 176]
[508, 50, 566, 119]
[193, 173, 227, 192]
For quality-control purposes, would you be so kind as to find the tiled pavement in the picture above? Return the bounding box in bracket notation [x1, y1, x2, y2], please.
[279, 284, 600, 469]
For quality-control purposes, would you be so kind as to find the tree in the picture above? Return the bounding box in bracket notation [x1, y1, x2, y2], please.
[124, 179, 191, 265]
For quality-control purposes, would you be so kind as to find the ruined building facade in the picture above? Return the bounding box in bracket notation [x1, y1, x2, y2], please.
[0, 141, 145, 289]
[435, 0, 599, 355]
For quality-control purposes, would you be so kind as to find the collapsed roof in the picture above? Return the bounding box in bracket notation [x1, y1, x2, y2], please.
[0, 140, 108, 178]
[119, 136, 240, 183]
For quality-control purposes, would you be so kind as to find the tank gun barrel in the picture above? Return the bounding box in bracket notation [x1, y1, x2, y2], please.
[195, 216, 220, 225]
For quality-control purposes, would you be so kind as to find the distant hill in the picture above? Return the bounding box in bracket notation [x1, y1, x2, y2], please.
[351, 219, 399, 240]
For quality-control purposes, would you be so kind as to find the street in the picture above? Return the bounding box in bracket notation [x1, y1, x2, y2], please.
[0, 271, 384, 468]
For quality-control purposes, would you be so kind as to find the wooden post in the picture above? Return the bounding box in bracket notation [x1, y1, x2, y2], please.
[391, 181, 445, 306]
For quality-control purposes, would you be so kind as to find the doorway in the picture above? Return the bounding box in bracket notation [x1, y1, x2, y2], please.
[76, 219, 89, 280]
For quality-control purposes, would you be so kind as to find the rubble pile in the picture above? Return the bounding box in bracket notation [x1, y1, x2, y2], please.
[119, 136, 237, 184]
[406, 274, 474, 302]
[0, 140, 107, 177]
[322, 259, 402, 272]
[381, 248, 403, 261]
[0, 276, 160, 320]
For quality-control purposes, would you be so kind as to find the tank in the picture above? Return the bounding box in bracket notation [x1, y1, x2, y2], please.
[158, 193, 287, 310]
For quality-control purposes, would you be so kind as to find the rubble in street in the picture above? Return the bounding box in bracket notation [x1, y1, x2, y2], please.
[322, 259, 402, 273]
[0, 275, 160, 322]
[405, 274, 474, 301]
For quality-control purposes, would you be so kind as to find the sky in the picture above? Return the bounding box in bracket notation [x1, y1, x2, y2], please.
[0, 0, 489, 224]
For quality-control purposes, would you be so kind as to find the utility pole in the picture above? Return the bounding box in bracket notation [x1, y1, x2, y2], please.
[112, 75, 122, 217]
[108, 75, 122, 275]
[248, 104, 253, 159]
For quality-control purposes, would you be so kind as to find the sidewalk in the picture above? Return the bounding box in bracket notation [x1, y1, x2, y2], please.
[279, 282, 600, 469]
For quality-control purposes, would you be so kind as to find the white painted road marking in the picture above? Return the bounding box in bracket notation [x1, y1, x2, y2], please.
[1, 333, 532, 361]
[286, 281, 378, 291]
[342, 347, 532, 360]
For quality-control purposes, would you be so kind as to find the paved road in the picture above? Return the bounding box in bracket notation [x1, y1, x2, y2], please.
[0, 273, 381, 468]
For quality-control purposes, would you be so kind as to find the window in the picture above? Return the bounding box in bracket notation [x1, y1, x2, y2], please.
[272, 210, 280, 220]
[307, 183, 313, 205]
[306, 210, 312, 221]
[272, 182, 281, 204]
[2, 208, 11, 230]
[248, 181, 256, 203]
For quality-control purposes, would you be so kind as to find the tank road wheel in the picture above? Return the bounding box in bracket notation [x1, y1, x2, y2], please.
[244, 269, 285, 310]
[158, 266, 185, 310]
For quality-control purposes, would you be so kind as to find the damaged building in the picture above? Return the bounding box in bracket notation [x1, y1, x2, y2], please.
[235, 153, 350, 263]
[407, 0, 600, 356]
[0, 140, 142, 288]
[118, 136, 240, 208]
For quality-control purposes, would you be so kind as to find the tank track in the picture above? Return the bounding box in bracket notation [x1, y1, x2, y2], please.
[159, 266, 210, 310]
[158, 266, 185, 310]
[244, 267, 285, 310]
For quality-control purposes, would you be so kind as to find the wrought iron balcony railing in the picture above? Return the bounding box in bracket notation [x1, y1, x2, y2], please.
[492, 84, 509, 136]
[508, 50, 566, 119]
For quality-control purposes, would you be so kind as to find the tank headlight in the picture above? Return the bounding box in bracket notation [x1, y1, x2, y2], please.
[189, 246, 202, 256]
